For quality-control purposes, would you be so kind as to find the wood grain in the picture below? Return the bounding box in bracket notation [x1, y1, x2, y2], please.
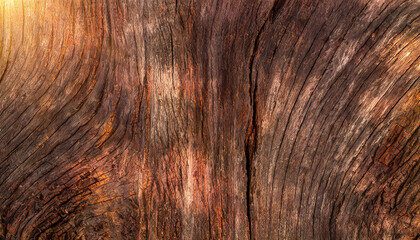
[0, 0, 419, 239]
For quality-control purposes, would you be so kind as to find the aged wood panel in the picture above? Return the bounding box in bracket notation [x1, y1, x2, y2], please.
[0, 0, 418, 239]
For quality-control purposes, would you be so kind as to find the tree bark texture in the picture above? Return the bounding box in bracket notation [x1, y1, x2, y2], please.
[0, 0, 419, 239]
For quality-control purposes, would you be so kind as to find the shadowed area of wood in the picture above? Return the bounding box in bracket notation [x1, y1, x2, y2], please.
[0, 0, 419, 239]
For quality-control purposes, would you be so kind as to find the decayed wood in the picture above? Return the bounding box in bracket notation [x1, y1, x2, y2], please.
[0, 0, 419, 239]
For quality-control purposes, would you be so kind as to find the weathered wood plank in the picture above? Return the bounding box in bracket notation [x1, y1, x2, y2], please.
[0, 0, 418, 239]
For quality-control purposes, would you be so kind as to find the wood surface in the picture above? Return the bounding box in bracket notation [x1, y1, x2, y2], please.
[0, 0, 419, 239]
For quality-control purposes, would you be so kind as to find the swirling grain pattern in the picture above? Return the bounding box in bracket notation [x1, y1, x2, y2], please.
[0, 0, 418, 239]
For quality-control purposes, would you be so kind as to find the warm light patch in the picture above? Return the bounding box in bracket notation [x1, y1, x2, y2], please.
[3, 0, 15, 6]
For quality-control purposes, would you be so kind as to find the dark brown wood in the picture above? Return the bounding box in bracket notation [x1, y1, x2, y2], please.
[0, 0, 419, 239]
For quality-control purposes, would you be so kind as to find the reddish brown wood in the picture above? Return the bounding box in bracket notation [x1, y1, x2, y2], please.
[0, 0, 419, 239]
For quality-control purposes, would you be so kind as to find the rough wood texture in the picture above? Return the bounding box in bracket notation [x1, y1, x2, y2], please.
[0, 0, 419, 239]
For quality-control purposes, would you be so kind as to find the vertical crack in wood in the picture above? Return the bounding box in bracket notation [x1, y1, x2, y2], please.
[245, 2, 284, 236]
[245, 16, 266, 239]
[244, 83, 256, 240]
[268, 0, 287, 23]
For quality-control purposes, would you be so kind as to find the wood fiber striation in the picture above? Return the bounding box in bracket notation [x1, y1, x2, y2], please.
[0, 0, 419, 239]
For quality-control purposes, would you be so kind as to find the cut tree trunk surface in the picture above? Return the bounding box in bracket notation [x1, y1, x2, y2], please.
[0, 0, 419, 239]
